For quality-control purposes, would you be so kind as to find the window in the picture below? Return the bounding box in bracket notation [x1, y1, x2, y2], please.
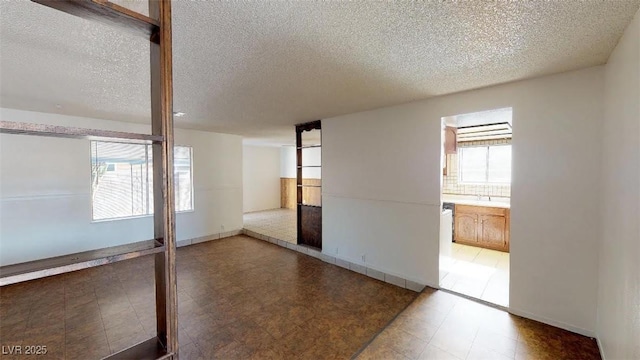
[91, 141, 193, 221]
[459, 145, 511, 184]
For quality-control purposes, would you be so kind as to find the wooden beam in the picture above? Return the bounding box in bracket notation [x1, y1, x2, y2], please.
[31, 0, 159, 41]
[0, 121, 163, 144]
[149, 0, 178, 356]
[296, 127, 302, 245]
[0, 240, 164, 286]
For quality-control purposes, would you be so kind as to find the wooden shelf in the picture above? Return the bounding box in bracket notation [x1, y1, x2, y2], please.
[0, 240, 165, 286]
[297, 145, 321, 149]
[18, 1, 178, 357]
[297, 184, 321, 188]
[0, 121, 164, 144]
[297, 165, 321, 168]
[104, 337, 170, 360]
[31, 0, 160, 41]
[298, 203, 322, 208]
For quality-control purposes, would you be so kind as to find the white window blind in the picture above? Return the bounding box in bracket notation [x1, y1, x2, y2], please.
[487, 145, 511, 183]
[459, 145, 511, 184]
[91, 141, 193, 221]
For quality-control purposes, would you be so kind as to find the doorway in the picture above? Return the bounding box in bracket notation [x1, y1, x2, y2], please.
[296, 120, 322, 249]
[438, 108, 512, 307]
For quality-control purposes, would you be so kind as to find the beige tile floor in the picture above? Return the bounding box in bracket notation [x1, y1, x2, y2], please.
[243, 208, 296, 244]
[440, 243, 509, 307]
[357, 287, 601, 360]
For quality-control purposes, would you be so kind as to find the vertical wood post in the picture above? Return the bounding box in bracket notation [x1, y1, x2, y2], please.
[149, 0, 178, 357]
[295, 128, 302, 245]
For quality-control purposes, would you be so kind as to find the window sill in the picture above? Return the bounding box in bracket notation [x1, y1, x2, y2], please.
[91, 209, 194, 223]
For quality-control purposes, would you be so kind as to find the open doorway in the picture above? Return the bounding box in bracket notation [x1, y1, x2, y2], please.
[439, 108, 512, 307]
[243, 121, 322, 248]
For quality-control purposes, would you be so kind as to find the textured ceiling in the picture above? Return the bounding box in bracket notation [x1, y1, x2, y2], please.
[1, 0, 638, 145]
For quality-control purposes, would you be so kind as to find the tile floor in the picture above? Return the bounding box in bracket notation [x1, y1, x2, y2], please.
[243, 208, 296, 244]
[0, 235, 416, 360]
[357, 287, 601, 360]
[0, 235, 602, 360]
[440, 243, 509, 307]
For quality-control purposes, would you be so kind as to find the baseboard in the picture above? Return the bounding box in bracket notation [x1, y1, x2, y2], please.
[241, 228, 427, 293]
[508, 307, 596, 338]
[241, 227, 605, 345]
[176, 229, 243, 248]
[596, 336, 606, 360]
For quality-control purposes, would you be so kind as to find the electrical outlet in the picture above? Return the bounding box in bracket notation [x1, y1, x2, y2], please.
[335, 247, 339, 254]
[221, 225, 225, 232]
[361, 254, 366, 263]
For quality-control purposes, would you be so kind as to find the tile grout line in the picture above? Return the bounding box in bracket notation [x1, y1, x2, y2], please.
[63, 276, 67, 359]
[242, 227, 427, 293]
[95, 282, 113, 355]
[409, 291, 459, 360]
[349, 288, 423, 360]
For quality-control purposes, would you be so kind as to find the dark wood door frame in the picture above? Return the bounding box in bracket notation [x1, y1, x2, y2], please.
[296, 120, 322, 249]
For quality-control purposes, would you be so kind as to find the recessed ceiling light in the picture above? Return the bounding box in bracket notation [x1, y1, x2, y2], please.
[173, 111, 185, 117]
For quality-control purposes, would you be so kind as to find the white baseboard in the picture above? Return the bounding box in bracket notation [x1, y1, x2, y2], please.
[176, 229, 243, 248]
[508, 307, 596, 338]
[596, 336, 606, 360]
[242, 228, 427, 293]
[243, 228, 602, 346]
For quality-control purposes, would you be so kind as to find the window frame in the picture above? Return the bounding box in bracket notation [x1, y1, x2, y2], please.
[458, 143, 512, 185]
[90, 141, 194, 222]
[172, 145, 195, 214]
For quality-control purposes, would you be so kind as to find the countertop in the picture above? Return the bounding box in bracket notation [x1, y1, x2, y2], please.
[442, 195, 510, 209]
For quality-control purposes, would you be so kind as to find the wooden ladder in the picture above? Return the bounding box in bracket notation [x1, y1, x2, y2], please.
[0, 1, 178, 358]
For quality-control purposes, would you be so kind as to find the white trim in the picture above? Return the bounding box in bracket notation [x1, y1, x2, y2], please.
[241, 228, 430, 293]
[176, 229, 242, 248]
[508, 307, 596, 337]
[90, 141, 195, 221]
[241, 227, 603, 342]
[596, 336, 606, 360]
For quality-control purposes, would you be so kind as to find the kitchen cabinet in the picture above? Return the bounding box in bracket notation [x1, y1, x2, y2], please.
[455, 212, 478, 243]
[444, 126, 457, 154]
[454, 204, 510, 252]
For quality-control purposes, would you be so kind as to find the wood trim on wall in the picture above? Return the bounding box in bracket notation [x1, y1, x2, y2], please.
[281, 178, 296, 209]
[281, 178, 321, 209]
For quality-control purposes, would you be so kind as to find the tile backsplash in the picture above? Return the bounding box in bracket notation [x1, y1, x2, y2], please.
[443, 139, 511, 197]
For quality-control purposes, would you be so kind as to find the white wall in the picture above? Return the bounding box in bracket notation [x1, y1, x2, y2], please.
[323, 65, 604, 336]
[242, 145, 281, 213]
[0, 108, 243, 265]
[280, 146, 296, 178]
[323, 103, 442, 287]
[598, 10, 640, 360]
[280, 145, 322, 179]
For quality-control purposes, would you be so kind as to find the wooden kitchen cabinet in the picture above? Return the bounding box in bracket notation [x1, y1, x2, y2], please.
[455, 212, 478, 243]
[480, 214, 508, 250]
[444, 126, 457, 154]
[454, 204, 510, 252]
